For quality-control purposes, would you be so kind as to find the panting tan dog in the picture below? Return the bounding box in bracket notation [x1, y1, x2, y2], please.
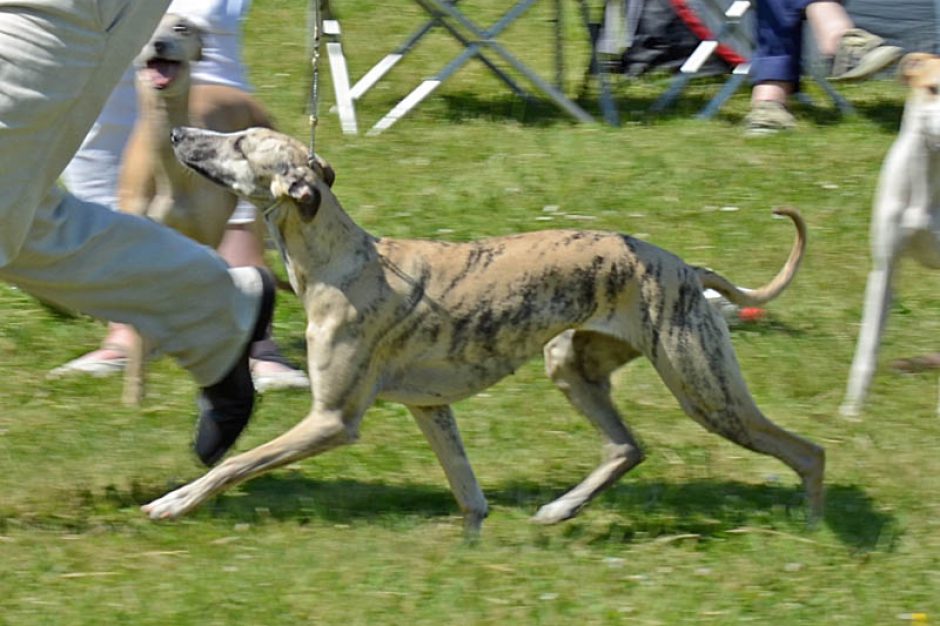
[141, 126, 825, 534]
[118, 14, 272, 404]
[841, 53, 940, 417]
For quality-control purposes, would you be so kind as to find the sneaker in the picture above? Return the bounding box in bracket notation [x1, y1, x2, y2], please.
[830, 28, 903, 82]
[744, 100, 796, 136]
[193, 267, 277, 467]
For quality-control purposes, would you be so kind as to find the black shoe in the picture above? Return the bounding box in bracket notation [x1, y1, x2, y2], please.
[193, 267, 276, 466]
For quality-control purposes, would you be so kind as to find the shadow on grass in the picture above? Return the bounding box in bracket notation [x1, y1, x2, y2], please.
[1, 474, 893, 552]
[432, 77, 905, 133]
[434, 84, 721, 127]
[792, 96, 904, 133]
[835, 98, 904, 134]
[84, 473, 895, 551]
[504, 479, 897, 552]
[729, 317, 806, 338]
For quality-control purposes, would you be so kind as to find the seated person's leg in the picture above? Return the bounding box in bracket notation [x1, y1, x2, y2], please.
[745, 0, 806, 134]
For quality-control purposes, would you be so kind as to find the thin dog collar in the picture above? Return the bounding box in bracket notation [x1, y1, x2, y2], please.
[261, 196, 288, 219]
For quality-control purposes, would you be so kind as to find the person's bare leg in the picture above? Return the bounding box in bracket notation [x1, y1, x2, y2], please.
[805, 1, 853, 57]
[218, 219, 308, 390]
[54, 218, 304, 388]
[53, 218, 265, 376]
[807, 1, 901, 81]
[751, 80, 793, 105]
[216, 219, 266, 267]
[52, 220, 264, 377]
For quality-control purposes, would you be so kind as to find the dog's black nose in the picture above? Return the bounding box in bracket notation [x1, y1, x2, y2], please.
[153, 40, 167, 56]
[169, 127, 184, 145]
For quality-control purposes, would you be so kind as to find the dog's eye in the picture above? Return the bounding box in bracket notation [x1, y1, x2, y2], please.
[233, 136, 246, 155]
[173, 24, 190, 35]
[929, 84, 940, 96]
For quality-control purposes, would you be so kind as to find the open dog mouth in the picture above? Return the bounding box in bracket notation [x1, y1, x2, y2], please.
[142, 57, 182, 90]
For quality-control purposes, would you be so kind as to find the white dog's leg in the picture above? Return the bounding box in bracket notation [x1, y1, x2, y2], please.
[408, 405, 488, 536]
[841, 264, 895, 418]
[142, 410, 352, 520]
[533, 331, 645, 524]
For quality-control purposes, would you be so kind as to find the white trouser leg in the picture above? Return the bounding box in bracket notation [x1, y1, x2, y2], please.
[0, 189, 260, 386]
[0, 0, 259, 386]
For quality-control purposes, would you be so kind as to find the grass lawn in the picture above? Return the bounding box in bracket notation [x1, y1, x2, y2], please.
[2, 1, 940, 624]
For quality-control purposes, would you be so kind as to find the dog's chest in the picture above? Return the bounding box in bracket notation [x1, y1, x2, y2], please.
[147, 185, 233, 246]
[148, 192, 198, 227]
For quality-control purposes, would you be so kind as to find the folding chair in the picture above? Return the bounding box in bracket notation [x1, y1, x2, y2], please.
[578, 0, 641, 126]
[348, 0, 595, 135]
[323, 18, 359, 134]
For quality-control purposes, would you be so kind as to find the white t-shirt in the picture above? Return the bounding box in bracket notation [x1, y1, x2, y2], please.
[169, 0, 252, 90]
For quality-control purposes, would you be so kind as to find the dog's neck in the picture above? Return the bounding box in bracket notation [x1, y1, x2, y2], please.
[269, 188, 378, 299]
[135, 77, 195, 195]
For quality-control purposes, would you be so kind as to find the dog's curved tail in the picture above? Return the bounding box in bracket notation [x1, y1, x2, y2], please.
[696, 207, 807, 307]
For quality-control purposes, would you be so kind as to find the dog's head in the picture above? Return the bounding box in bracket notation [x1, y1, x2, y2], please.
[135, 14, 204, 94]
[170, 126, 335, 221]
[899, 52, 940, 148]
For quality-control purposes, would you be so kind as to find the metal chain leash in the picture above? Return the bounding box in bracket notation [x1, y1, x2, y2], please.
[307, 0, 322, 166]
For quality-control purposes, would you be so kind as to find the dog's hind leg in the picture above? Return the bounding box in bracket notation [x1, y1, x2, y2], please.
[408, 405, 489, 536]
[652, 311, 825, 522]
[841, 262, 895, 418]
[532, 330, 645, 525]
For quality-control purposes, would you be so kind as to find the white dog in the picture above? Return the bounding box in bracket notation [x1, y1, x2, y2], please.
[141, 126, 824, 535]
[841, 53, 940, 417]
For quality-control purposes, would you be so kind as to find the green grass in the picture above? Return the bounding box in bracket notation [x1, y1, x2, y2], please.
[3, 1, 940, 624]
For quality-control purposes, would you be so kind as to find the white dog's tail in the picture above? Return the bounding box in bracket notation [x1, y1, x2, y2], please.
[696, 207, 807, 307]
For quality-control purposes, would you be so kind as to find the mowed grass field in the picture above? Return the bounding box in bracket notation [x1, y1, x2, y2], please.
[3, 1, 940, 624]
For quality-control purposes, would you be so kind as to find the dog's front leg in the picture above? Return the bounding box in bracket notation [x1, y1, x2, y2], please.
[142, 409, 354, 520]
[407, 405, 489, 537]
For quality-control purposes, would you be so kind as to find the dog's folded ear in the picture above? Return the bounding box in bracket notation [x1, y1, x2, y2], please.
[310, 153, 335, 188]
[272, 167, 322, 221]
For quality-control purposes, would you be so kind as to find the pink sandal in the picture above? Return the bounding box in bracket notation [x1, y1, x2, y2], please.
[47, 342, 129, 379]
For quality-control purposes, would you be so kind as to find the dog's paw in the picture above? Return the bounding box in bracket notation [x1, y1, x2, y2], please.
[531, 499, 582, 525]
[141, 485, 201, 520]
[838, 401, 862, 421]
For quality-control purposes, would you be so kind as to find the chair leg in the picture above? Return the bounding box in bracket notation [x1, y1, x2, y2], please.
[323, 20, 358, 135]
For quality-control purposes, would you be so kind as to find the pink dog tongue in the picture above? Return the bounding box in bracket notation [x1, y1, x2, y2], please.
[145, 59, 180, 89]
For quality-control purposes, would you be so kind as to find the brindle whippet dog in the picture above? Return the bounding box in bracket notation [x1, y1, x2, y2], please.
[118, 14, 272, 404]
[142, 127, 825, 534]
[841, 53, 940, 417]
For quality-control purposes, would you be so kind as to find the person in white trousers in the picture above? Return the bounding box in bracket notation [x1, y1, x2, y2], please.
[53, 0, 308, 393]
[0, 0, 273, 466]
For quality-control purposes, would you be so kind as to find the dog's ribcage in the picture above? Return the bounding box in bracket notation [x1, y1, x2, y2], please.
[328, 230, 704, 405]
